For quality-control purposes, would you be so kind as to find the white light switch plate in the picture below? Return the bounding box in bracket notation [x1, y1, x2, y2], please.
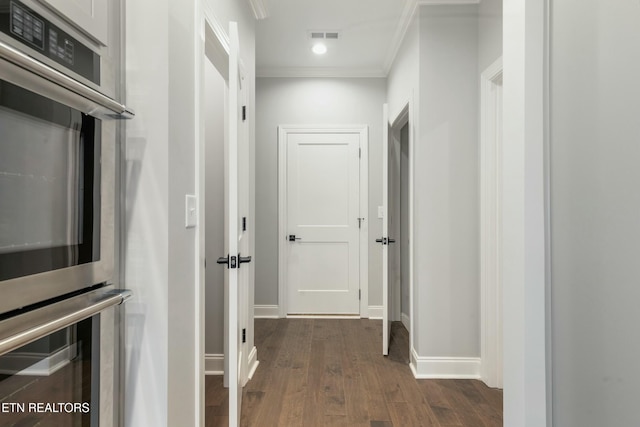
[378, 206, 384, 219]
[185, 195, 198, 228]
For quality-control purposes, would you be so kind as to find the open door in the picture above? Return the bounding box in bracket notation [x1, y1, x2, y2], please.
[216, 22, 250, 427]
[380, 104, 391, 356]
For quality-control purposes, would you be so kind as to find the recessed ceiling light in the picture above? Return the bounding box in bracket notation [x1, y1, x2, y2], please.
[312, 43, 327, 55]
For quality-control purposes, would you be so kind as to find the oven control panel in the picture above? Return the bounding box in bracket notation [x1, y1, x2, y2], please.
[0, 0, 100, 84]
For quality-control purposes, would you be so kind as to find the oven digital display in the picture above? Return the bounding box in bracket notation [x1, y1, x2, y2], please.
[9, 2, 44, 50]
[48, 29, 74, 66]
[0, 0, 99, 84]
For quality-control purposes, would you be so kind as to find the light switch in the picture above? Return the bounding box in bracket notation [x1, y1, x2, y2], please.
[378, 206, 384, 219]
[185, 195, 198, 228]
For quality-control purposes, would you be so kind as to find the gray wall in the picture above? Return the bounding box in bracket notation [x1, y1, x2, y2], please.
[255, 77, 387, 308]
[204, 60, 226, 355]
[415, 5, 479, 357]
[550, 0, 640, 425]
[124, 0, 255, 424]
[386, 11, 420, 343]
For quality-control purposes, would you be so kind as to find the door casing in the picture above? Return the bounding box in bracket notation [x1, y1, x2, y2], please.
[387, 100, 415, 366]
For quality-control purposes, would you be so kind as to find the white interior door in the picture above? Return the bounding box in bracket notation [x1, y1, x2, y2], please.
[381, 104, 391, 355]
[284, 130, 361, 315]
[221, 21, 248, 427]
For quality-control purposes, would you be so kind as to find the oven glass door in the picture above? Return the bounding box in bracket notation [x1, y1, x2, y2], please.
[0, 78, 101, 282]
[0, 317, 97, 426]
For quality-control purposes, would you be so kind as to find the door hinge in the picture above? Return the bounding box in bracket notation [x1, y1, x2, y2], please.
[242, 216, 247, 231]
[242, 105, 247, 121]
[242, 328, 246, 343]
[359, 289, 361, 300]
[359, 147, 361, 158]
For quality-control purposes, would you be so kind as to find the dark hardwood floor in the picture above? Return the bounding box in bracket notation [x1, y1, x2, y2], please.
[206, 319, 502, 427]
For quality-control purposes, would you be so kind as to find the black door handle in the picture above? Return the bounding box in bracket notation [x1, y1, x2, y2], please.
[376, 238, 388, 245]
[288, 235, 301, 242]
[217, 255, 237, 269]
[388, 238, 396, 244]
[238, 254, 252, 268]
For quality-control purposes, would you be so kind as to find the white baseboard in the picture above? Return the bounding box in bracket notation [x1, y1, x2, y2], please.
[0, 345, 75, 376]
[247, 346, 259, 380]
[410, 348, 481, 379]
[254, 305, 280, 318]
[368, 305, 383, 319]
[205, 353, 224, 376]
[401, 312, 410, 330]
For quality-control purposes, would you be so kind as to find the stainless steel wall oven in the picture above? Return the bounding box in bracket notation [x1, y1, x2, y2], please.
[0, 0, 131, 425]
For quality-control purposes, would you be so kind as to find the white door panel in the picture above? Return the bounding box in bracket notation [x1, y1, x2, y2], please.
[285, 132, 360, 315]
[382, 104, 390, 356]
[224, 22, 246, 427]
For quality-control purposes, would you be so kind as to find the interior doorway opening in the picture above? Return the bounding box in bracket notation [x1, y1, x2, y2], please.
[199, 18, 253, 427]
[204, 55, 228, 382]
[387, 108, 411, 362]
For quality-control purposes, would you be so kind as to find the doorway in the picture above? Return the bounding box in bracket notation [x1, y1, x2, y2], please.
[204, 52, 227, 381]
[199, 18, 252, 427]
[278, 126, 369, 317]
[386, 107, 411, 361]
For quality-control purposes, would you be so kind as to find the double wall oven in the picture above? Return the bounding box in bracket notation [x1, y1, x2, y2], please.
[0, 1, 131, 426]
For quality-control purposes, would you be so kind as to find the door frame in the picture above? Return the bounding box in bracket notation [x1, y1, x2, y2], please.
[388, 105, 410, 326]
[388, 101, 413, 358]
[480, 57, 503, 389]
[277, 125, 369, 318]
[196, 8, 252, 427]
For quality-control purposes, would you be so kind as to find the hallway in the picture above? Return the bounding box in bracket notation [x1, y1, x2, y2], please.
[206, 319, 502, 427]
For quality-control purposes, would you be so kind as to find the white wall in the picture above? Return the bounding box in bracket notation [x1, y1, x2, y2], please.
[502, 0, 548, 424]
[255, 77, 387, 309]
[415, 5, 479, 359]
[124, 0, 255, 425]
[549, 0, 640, 425]
[124, 0, 170, 425]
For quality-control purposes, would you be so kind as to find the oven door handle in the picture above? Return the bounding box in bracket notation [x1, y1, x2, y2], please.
[0, 287, 132, 357]
[0, 40, 134, 119]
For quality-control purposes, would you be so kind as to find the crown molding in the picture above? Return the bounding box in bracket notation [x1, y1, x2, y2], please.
[382, 0, 419, 75]
[382, 0, 481, 74]
[248, 0, 269, 20]
[257, 66, 387, 78]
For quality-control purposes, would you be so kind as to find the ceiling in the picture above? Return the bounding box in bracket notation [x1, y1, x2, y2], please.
[255, 0, 414, 77]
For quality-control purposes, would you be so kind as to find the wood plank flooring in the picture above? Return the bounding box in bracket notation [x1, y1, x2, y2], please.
[206, 319, 502, 427]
